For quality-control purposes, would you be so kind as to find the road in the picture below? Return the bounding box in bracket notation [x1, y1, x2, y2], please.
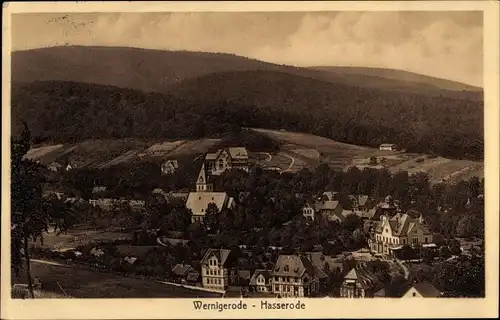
[281, 153, 295, 172]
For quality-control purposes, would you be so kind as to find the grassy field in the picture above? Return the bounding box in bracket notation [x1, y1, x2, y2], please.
[32, 229, 132, 251]
[12, 261, 222, 298]
[26, 128, 482, 184]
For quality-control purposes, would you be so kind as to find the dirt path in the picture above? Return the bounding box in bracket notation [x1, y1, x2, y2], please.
[281, 153, 295, 172]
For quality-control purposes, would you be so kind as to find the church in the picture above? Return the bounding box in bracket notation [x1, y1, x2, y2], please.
[185, 164, 235, 223]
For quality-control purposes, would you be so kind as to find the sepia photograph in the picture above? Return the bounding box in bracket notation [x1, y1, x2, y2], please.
[2, 1, 499, 319]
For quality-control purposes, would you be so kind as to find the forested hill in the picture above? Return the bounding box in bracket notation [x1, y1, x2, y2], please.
[12, 79, 483, 160]
[12, 46, 482, 100]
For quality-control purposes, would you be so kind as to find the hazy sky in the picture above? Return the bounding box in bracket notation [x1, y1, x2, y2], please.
[11, 11, 483, 86]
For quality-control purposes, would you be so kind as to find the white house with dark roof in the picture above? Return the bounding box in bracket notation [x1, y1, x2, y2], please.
[205, 147, 249, 175]
[271, 255, 320, 297]
[200, 248, 235, 290]
[402, 281, 442, 298]
[368, 212, 433, 256]
[161, 160, 179, 175]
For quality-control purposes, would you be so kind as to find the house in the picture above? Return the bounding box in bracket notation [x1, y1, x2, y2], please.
[302, 202, 315, 221]
[161, 160, 179, 175]
[186, 164, 235, 223]
[271, 254, 320, 297]
[249, 269, 272, 293]
[200, 248, 236, 290]
[315, 200, 344, 222]
[349, 195, 375, 211]
[65, 161, 77, 171]
[205, 147, 249, 175]
[321, 191, 339, 201]
[379, 143, 397, 151]
[164, 192, 189, 202]
[305, 251, 343, 274]
[229, 269, 251, 287]
[171, 264, 199, 284]
[368, 212, 434, 256]
[340, 264, 382, 298]
[375, 195, 399, 217]
[402, 282, 442, 298]
[92, 186, 107, 194]
[152, 188, 165, 195]
[47, 162, 63, 172]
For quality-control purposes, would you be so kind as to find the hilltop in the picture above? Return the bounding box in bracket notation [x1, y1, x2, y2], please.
[12, 46, 482, 100]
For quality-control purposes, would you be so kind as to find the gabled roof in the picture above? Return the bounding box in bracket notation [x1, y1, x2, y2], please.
[186, 270, 200, 282]
[408, 282, 442, 297]
[172, 264, 193, 277]
[249, 269, 272, 286]
[201, 248, 232, 266]
[237, 269, 251, 280]
[92, 186, 107, 193]
[314, 200, 340, 211]
[186, 192, 231, 215]
[357, 195, 370, 206]
[205, 149, 223, 160]
[163, 159, 179, 168]
[344, 265, 381, 290]
[322, 191, 339, 201]
[272, 255, 317, 278]
[228, 147, 249, 159]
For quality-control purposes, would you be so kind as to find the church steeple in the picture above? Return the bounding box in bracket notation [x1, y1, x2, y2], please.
[196, 164, 213, 192]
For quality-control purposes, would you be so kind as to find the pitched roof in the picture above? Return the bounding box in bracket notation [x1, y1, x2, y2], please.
[186, 270, 200, 282]
[196, 164, 211, 185]
[409, 282, 442, 297]
[172, 264, 193, 277]
[92, 186, 107, 193]
[237, 269, 251, 280]
[228, 147, 249, 159]
[249, 269, 271, 286]
[186, 192, 230, 216]
[201, 248, 232, 266]
[50, 162, 63, 168]
[163, 160, 179, 168]
[152, 188, 164, 194]
[357, 195, 370, 206]
[205, 149, 223, 160]
[322, 191, 339, 201]
[388, 213, 433, 237]
[380, 143, 396, 147]
[272, 255, 317, 278]
[344, 265, 380, 290]
[315, 200, 340, 211]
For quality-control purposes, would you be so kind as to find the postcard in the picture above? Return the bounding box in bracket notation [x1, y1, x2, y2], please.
[2, 1, 499, 319]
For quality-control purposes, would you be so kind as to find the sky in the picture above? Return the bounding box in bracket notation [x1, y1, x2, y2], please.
[11, 11, 483, 87]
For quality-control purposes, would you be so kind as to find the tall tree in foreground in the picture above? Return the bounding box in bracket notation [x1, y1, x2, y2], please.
[11, 123, 74, 298]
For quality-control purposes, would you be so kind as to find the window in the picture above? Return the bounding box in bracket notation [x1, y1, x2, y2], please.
[284, 265, 289, 272]
[424, 237, 428, 244]
[413, 292, 417, 297]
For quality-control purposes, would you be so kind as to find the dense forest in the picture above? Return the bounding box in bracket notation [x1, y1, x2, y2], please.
[13, 80, 483, 160]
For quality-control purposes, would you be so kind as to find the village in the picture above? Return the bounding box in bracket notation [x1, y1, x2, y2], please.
[14, 144, 485, 299]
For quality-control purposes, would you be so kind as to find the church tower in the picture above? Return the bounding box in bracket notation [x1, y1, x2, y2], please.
[196, 163, 213, 192]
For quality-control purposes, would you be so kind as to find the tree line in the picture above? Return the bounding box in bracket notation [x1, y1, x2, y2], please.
[13, 80, 483, 160]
